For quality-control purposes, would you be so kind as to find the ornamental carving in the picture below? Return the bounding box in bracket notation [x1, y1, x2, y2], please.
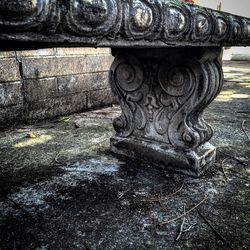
[229, 16, 244, 42]
[211, 12, 229, 42]
[123, 0, 162, 40]
[0, 0, 58, 32]
[65, 0, 122, 37]
[191, 7, 213, 41]
[163, 2, 191, 41]
[0, 0, 250, 47]
[110, 49, 223, 150]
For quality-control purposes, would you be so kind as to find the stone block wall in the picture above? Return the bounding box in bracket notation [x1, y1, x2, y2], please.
[0, 48, 114, 127]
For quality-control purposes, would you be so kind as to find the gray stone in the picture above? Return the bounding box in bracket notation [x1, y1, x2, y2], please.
[27, 93, 87, 121]
[22, 57, 87, 79]
[0, 54, 114, 125]
[0, 82, 23, 107]
[24, 78, 58, 102]
[16, 48, 56, 58]
[21, 55, 113, 79]
[57, 72, 109, 95]
[55, 48, 110, 56]
[87, 88, 115, 109]
[85, 55, 113, 73]
[0, 104, 23, 125]
[0, 59, 20, 83]
[0, 51, 16, 58]
[109, 48, 223, 176]
[0, 0, 250, 49]
[110, 136, 215, 177]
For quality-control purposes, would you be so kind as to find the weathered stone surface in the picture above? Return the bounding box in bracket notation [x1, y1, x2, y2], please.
[22, 55, 113, 79]
[24, 78, 58, 102]
[55, 48, 110, 56]
[0, 50, 114, 125]
[27, 93, 87, 121]
[0, 104, 23, 125]
[0, 0, 250, 49]
[22, 57, 86, 79]
[0, 82, 23, 107]
[16, 48, 56, 58]
[85, 55, 114, 73]
[87, 88, 115, 109]
[110, 48, 223, 176]
[0, 58, 20, 82]
[58, 72, 109, 95]
[0, 51, 15, 58]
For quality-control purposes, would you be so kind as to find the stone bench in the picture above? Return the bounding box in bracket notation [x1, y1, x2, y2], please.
[1, 0, 250, 176]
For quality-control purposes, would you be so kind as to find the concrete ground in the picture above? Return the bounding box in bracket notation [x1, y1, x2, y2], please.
[0, 61, 249, 250]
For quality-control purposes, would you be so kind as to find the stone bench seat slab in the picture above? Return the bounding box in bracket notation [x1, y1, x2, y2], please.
[0, 0, 250, 49]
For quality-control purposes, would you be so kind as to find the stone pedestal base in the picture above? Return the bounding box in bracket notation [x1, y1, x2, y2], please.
[111, 136, 216, 177]
[109, 48, 223, 176]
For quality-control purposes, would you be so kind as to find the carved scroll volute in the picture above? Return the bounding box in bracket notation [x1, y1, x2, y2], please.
[109, 53, 144, 137]
[158, 51, 223, 150]
[158, 58, 199, 149]
[66, 0, 122, 37]
[0, 0, 58, 31]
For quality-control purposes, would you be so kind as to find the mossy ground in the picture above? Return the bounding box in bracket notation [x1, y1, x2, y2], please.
[0, 61, 249, 249]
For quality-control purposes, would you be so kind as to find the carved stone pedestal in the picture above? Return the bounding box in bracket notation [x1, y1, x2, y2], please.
[0, 0, 249, 177]
[109, 48, 223, 176]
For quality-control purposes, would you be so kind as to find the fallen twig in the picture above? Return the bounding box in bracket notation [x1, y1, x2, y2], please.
[227, 169, 250, 181]
[197, 209, 237, 250]
[151, 213, 158, 250]
[175, 205, 186, 241]
[221, 158, 229, 182]
[160, 197, 208, 226]
[217, 149, 248, 168]
[5, 195, 34, 220]
[235, 110, 250, 114]
[157, 195, 169, 213]
[117, 188, 130, 200]
[241, 120, 250, 141]
[215, 161, 249, 181]
[136, 182, 184, 203]
[183, 223, 197, 232]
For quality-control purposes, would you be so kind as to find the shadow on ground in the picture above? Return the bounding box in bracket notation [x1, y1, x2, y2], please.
[0, 61, 249, 250]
